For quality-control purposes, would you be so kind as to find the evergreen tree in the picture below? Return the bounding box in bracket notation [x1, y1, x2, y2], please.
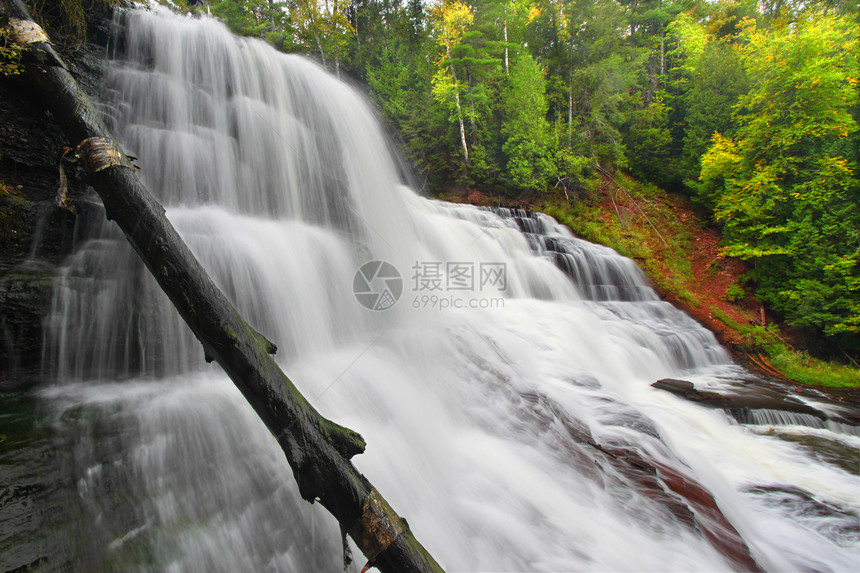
[565, 0, 646, 168]
[666, 10, 748, 196]
[501, 51, 555, 191]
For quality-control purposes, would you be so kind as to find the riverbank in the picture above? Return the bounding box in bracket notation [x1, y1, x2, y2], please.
[434, 178, 860, 389]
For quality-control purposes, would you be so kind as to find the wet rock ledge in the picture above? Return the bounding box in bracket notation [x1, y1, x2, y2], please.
[0, 40, 105, 389]
[652, 377, 860, 429]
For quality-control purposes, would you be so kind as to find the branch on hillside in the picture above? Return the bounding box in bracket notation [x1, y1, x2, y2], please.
[595, 164, 667, 246]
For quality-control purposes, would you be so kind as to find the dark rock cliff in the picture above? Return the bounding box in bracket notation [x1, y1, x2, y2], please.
[0, 41, 105, 388]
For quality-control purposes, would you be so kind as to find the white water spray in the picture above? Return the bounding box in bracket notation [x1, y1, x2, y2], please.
[38, 7, 858, 572]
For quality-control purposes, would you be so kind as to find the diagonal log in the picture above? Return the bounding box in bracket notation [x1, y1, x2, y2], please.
[0, 1, 443, 571]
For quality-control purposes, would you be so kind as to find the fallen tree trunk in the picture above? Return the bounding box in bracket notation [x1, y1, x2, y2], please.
[0, 2, 442, 570]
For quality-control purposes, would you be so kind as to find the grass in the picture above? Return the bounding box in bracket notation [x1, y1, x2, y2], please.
[770, 350, 860, 388]
[735, 322, 860, 388]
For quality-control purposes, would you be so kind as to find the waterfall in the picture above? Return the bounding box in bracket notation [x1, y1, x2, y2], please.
[28, 6, 858, 572]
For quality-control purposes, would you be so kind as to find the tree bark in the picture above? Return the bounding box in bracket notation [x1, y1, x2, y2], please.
[442, 33, 469, 167]
[0, 2, 443, 571]
[465, 66, 478, 145]
[568, 68, 573, 148]
[503, 7, 508, 76]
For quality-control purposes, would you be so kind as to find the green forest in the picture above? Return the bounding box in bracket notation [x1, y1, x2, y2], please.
[24, 0, 860, 368]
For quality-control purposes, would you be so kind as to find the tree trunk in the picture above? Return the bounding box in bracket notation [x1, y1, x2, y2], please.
[445, 40, 469, 167]
[0, 2, 443, 571]
[503, 7, 509, 76]
[568, 68, 573, 148]
[354, 5, 361, 47]
[660, 31, 665, 76]
[465, 66, 478, 145]
[316, 34, 326, 67]
[659, 0, 665, 77]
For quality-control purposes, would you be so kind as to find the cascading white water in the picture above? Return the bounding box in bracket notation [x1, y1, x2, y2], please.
[37, 6, 858, 572]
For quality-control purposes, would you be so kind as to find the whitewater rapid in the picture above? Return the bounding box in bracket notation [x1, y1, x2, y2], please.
[29, 6, 859, 572]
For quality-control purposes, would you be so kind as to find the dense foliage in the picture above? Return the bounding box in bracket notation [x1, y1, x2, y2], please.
[160, 0, 860, 355]
[698, 13, 858, 354]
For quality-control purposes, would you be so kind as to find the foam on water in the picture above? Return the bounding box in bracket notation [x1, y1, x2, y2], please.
[37, 6, 859, 572]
